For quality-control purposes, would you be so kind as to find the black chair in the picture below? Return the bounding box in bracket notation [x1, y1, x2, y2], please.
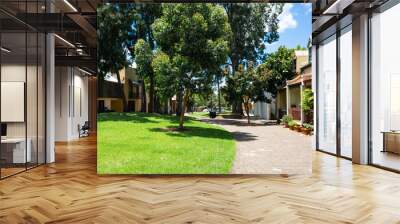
[79, 121, 90, 138]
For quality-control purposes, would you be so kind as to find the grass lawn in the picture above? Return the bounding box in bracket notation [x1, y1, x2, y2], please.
[97, 112, 236, 174]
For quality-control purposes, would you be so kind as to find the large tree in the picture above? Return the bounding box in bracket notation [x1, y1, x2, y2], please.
[222, 3, 283, 114]
[152, 3, 231, 129]
[98, 4, 137, 112]
[258, 46, 295, 98]
[228, 63, 268, 124]
[258, 46, 295, 119]
[132, 4, 162, 113]
[134, 39, 155, 113]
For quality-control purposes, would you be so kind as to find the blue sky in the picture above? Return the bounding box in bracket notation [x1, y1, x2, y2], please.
[265, 3, 312, 54]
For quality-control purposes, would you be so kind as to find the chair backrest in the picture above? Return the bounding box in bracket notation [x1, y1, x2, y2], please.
[82, 121, 90, 129]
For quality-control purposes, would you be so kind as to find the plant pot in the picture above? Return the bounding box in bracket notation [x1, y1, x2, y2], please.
[294, 125, 301, 132]
[284, 124, 289, 128]
[301, 127, 311, 135]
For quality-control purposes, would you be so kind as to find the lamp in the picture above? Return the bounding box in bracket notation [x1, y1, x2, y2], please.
[1, 47, 11, 53]
[63, 0, 78, 12]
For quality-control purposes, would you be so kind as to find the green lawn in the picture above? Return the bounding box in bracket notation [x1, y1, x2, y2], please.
[97, 112, 236, 174]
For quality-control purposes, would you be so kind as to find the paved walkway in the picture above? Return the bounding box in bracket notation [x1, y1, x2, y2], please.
[202, 118, 312, 175]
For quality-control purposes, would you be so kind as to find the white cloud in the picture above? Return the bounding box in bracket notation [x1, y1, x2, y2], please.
[278, 4, 298, 33]
[304, 3, 312, 14]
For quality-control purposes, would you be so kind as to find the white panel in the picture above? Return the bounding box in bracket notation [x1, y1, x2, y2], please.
[1, 82, 25, 122]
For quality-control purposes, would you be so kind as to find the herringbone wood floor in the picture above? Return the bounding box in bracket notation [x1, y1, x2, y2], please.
[1, 135, 400, 223]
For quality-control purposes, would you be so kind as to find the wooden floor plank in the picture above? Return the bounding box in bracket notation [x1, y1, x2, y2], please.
[0, 135, 400, 223]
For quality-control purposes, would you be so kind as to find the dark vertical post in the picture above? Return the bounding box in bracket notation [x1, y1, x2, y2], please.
[37, 0, 39, 167]
[0, 15, 2, 179]
[315, 45, 319, 150]
[25, 0, 28, 171]
[336, 26, 341, 157]
[44, 0, 48, 164]
[367, 10, 372, 165]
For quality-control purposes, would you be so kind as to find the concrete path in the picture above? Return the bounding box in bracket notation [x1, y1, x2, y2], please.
[202, 118, 312, 175]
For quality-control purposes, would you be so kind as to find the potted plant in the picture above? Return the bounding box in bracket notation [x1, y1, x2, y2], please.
[294, 124, 302, 132]
[288, 120, 296, 130]
[281, 115, 293, 128]
[302, 123, 313, 135]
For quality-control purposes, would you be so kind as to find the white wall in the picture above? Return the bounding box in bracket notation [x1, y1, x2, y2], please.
[55, 67, 89, 141]
[253, 92, 273, 120]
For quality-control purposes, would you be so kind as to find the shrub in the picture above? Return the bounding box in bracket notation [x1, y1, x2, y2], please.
[281, 114, 293, 124]
[288, 120, 296, 127]
[303, 123, 313, 130]
[301, 88, 313, 114]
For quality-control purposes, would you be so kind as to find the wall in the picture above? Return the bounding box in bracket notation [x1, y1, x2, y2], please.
[289, 85, 301, 108]
[55, 67, 89, 141]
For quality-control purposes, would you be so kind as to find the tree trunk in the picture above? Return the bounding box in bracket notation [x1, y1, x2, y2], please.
[164, 98, 169, 114]
[169, 97, 173, 114]
[116, 70, 128, 112]
[176, 91, 183, 116]
[217, 77, 221, 113]
[179, 90, 190, 130]
[141, 81, 147, 112]
[230, 54, 243, 115]
[232, 100, 243, 115]
[148, 74, 154, 113]
[275, 98, 280, 124]
[244, 100, 250, 124]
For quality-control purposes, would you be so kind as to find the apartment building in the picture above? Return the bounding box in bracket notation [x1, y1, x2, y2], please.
[97, 66, 144, 113]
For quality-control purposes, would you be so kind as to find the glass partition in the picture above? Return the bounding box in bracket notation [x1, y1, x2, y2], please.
[370, 3, 400, 171]
[317, 34, 337, 154]
[1, 30, 28, 177]
[339, 25, 352, 158]
[0, 1, 46, 179]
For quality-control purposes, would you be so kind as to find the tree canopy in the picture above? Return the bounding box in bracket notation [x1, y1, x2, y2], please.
[151, 3, 231, 129]
[97, 4, 137, 111]
[227, 63, 268, 123]
[258, 46, 295, 98]
[221, 3, 283, 114]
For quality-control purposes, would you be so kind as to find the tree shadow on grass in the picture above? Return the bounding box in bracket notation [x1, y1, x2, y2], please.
[149, 126, 234, 140]
[97, 112, 195, 124]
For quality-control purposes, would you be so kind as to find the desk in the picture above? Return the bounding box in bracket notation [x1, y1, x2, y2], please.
[382, 131, 400, 155]
[1, 138, 31, 163]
